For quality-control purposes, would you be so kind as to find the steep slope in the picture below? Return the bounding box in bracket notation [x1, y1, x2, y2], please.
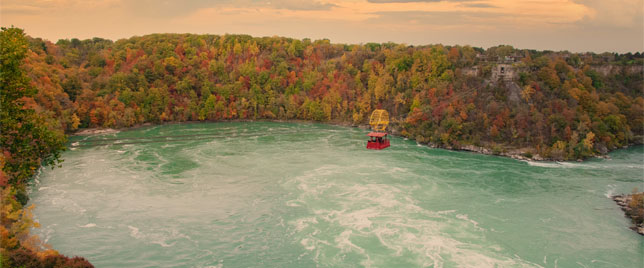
[22, 33, 644, 161]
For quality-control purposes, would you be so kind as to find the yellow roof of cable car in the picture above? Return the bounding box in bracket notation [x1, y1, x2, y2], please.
[369, 109, 389, 132]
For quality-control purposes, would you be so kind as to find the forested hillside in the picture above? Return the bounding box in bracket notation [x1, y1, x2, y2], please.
[1, 27, 643, 266]
[22, 32, 643, 160]
[1, 27, 92, 267]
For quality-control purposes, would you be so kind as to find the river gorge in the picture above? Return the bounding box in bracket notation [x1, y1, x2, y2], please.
[29, 122, 643, 267]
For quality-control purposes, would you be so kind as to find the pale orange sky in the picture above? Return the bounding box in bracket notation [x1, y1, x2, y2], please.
[1, 0, 643, 52]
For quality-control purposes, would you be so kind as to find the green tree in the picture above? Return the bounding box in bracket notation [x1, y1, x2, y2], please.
[0, 27, 66, 191]
[61, 75, 82, 101]
[0, 26, 77, 268]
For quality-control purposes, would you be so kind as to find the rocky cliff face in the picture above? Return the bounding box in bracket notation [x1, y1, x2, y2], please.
[613, 193, 644, 235]
[590, 65, 644, 76]
[491, 63, 521, 81]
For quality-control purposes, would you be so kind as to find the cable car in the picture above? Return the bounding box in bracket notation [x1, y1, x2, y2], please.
[367, 109, 390, 150]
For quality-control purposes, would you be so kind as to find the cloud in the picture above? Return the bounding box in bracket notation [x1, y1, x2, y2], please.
[172, 0, 594, 34]
[176, 6, 374, 25]
[1, 0, 640, 52]
[169, 0, 596, 45]
[354, 0, 591, 25]
[463, 3, 496, 8]
[0, 0, 123, 16]
[573, 0, 643, 28]
[0, 5, 43, 15]
[0, 0, 337, 18]
[366, 0, 479, 2]
[371, 10, 504, 25]
[367, 0, 441, 2]
[265, 0, 337, 10]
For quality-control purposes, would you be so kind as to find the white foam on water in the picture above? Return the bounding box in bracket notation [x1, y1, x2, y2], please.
[590, 259, 619, 266]
[360, 256, 375, 268]
[604, 184, 616, 198]
[456, 214, 483, 231]
[51, 197, 86, 214]
[525, 161, 561, 168]
[41, 224, 57, 244]
[127, 225, 177, 248]
[292, 217, 318, 231]
[557, 162, 585, 168]
[288, 168, 542, 268]
[436, 209, 457, 215]
[300, 238, 316, 250]
[128, 225, 139, 236]
[524, 160, 596, 170]
[29, 123, 644, 267]
[336, 207, 379, 230]
[387, 167, 408, 174]
[335, 229, 366, 254]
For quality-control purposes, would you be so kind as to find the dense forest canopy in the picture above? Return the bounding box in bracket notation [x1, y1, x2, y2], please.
[21, 32, 643, 160]
[1, 27, 643, 266]
[1, 27, 92, 267]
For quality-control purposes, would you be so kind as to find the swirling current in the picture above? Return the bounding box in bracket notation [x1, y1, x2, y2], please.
[29, 122, 644, 267]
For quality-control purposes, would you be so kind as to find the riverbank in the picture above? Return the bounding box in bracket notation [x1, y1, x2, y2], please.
[416, 141, 618, 162]
[72, 119, 642, 163]
[387, 121, 640, 162]
[612, 193, 644, 235]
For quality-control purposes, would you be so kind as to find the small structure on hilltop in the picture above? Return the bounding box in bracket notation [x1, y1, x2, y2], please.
[367, 109, 390, 150]
[491, 63, 519, 81]
[461, 66, 480, 77]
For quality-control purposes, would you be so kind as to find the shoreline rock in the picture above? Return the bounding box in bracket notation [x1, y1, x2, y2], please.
[74, 128, 120, 135]
[70, 120, 641, 163]
[612, 193, 644, 235]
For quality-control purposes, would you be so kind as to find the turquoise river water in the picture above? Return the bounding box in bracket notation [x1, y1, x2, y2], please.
[29, 122, 643, 267]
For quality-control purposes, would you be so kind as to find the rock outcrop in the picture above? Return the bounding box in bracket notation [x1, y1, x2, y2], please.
[612, 193, 644, 235]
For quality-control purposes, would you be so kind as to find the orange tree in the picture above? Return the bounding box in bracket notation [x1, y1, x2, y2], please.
[0, 27, 90, 267]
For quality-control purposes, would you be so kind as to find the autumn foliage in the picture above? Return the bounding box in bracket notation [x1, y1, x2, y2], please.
[1, 27, 91, 267]
[16, 33, 643, 161]
[1, 27, 643, 265]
